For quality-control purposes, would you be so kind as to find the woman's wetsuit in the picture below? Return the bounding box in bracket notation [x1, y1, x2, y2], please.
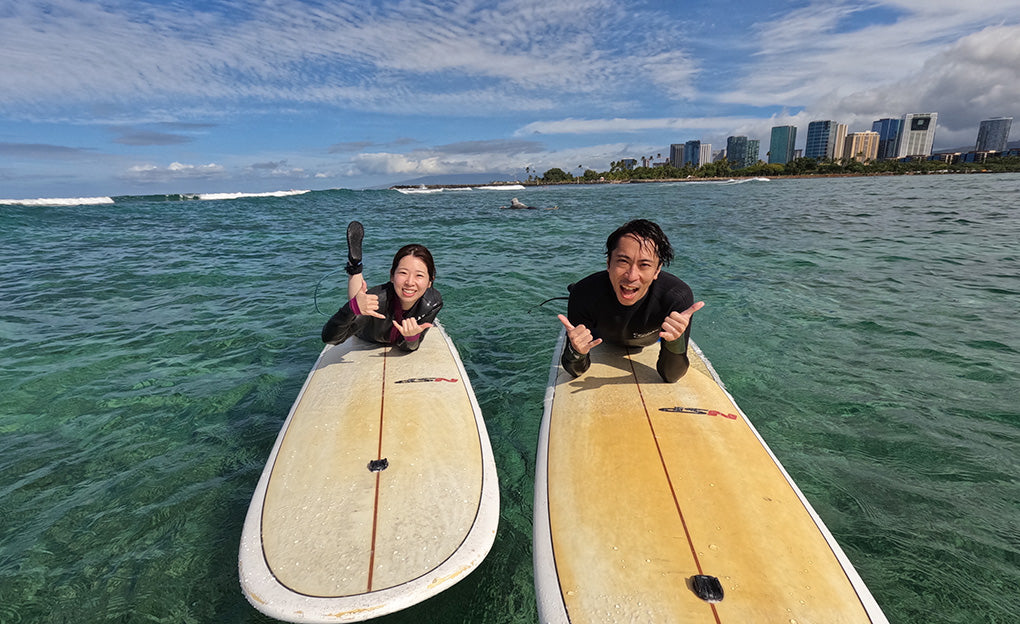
[321, 282, 443, 352]
[560, 270, 694, 382]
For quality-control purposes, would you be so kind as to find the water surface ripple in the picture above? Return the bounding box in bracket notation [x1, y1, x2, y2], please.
[1, 175, 1017, 623]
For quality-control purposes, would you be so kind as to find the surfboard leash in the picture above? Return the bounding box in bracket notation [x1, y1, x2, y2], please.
[527, 295, 568, 314]
[313, 268, 345, 316]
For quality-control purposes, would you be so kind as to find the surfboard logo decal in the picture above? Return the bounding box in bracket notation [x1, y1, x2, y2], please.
[394, 377, 459, 384]
[659, 406, 738, 420]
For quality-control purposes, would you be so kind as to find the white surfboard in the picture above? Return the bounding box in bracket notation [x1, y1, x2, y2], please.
[239, 321, 499, 623]
[534, 331, 888, 623]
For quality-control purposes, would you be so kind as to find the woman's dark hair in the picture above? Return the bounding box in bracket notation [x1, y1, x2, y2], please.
[605, 219, 674, 267]
[390, 244, 436, 282]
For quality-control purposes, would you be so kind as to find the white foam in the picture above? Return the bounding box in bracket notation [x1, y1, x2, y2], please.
[394, 186, 443, 194]
[0, 196, 115, 206]
[681, 177, 772, 185]
[196, 190, 310, 200]
[474, 184, 526, 190]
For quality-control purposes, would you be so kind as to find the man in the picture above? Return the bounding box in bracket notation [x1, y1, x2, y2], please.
[558, 219, 704, 382]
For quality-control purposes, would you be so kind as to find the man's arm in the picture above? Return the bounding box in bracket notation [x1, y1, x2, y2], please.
[560, 334, 591, 377]
[557, 314, 602, 378]
[656, 301, 705, 382]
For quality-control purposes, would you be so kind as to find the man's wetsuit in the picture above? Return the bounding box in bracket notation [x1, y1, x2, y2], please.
[321, 282, 443, 352]
[561, 270, 695, 382]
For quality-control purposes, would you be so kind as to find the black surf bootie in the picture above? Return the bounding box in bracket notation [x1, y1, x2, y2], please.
[345, 221, 364, 275]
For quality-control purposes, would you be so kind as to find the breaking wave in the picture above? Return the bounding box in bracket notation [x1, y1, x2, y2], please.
[0, 196, 115, 206]
[2, 189, 312, 206]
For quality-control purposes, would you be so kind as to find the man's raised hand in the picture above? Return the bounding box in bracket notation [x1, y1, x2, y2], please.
[558, 314, 603, 355]
[659, 301, 705, 342]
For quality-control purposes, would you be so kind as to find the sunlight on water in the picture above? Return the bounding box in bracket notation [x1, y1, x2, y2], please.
[1, 175, 1018, 623]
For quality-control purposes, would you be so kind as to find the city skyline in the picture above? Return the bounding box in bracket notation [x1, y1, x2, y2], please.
[667, 112, 1011, 169]
[3, 1, 1020, 198]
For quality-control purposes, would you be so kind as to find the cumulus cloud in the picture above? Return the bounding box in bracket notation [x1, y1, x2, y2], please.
[721, 3, 1020, 138]
[245, 160, 309, 177]
[347, 139, 548, 178]
[347, 140, 647, 180]
[120, 162, 225, 183]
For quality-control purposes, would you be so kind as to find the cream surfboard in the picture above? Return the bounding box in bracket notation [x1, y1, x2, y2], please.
[239, 321, 499, 623]
[534, 331, 888, 623]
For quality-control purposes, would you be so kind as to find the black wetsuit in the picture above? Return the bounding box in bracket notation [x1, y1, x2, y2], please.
[561, 270, 695, 382]
[321, 282, 443, 352]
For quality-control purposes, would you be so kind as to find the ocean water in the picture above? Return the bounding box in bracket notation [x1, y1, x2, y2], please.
[1, 174, 1017, 623]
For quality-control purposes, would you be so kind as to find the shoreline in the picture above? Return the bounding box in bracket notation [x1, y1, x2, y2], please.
[390, 169, 1012, 191]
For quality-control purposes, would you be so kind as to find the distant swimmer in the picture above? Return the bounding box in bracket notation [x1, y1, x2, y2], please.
[500, 197, 558, 210]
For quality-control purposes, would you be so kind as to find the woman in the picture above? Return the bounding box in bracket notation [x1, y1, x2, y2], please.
[321, 221, 443, 352]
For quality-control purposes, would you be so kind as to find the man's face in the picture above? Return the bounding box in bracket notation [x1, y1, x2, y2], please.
[607, 233, 661, 306]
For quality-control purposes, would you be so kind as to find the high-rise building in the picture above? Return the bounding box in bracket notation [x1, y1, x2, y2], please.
[834, 124, 848, 162]
[843, 131, 880, 162]
[724, 137, 759, 169]
[746, 139, 760, 167]
[805, 121, 839, 160]
[669, 143, 684, 168]
[682, 140, 702, 167]
[769, 126, 797, 164]
[896, 113, 938, 158]
[699, 143, 713, 167]
[975, 117, 1013, 152]
[872, 118, 903, 159]
[726, 136, 749, 168]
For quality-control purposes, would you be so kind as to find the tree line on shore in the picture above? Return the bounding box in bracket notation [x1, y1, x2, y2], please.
[530, 154, 1020, 184]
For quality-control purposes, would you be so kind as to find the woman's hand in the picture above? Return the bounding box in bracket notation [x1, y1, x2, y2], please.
[353, 278, 385, 319]
[392, 317, 433, 338]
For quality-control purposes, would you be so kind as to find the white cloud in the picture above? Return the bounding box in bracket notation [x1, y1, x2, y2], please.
[348, 141, 660, 180]
[0, 0, 694, 119]
[3, 0, 1019, 196]
[245, 160, 310, 178]
[728, 2, 1020, 115]
[516, 116, 772, 135]
[121, 162, 225, 183]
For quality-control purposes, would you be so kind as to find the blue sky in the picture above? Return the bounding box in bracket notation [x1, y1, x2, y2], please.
[2, 0, 1019, 199]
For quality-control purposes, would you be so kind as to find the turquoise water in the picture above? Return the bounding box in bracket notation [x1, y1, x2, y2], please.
[1, 174, 1017, 623]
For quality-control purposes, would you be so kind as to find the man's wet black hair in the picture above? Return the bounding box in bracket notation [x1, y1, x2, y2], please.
[605, 219, 674, 267]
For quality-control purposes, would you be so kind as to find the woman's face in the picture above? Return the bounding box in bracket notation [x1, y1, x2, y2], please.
[391, 254, 432, 310]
